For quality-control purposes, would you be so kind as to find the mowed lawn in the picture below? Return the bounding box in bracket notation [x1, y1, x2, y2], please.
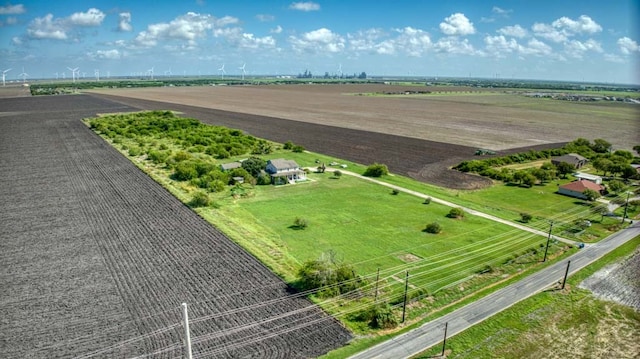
[217, 172, 540, 277]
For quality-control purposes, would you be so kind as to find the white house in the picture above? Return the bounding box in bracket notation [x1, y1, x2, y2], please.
[265, 159, 306, 184]
[573, 172, 603, 185]
[557, 180, 605, 200]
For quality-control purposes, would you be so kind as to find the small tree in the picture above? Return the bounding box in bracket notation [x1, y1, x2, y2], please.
[293, 217, 308, 229]
[189, 191, 211, 207]
[333, 170, 342, 179]
[424, 222, 442, 234]
[607, 179, 625, 193]
[448, 207, 465, 219]
[582, 189, 600, 201]
[283, 141, 293, 150]
[391, 189, 399, 195]
[520, 212, 533, 223]
[363, 163, 389, 177]
[292, 145, 305, 153]
[423, 197, 432, 204]
[555, 161, 574, 178]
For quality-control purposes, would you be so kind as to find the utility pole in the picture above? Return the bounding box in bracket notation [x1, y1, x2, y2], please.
[182, 303, 193, 359]
[374, 268, 380, 304]
[621, 191, 631, 224]
[441, 322, 449, 357]
[561, 260, 571, 290]
[401, 271, 409, 323]
[543, 221, 554, 262]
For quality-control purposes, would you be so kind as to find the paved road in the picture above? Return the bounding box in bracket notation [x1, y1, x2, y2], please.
[348, 223, 640, 359]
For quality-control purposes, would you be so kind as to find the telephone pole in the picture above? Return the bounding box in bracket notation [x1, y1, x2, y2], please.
[182, 303, 193, 359]
[401, 271, 409, 323]
[543, 221, 554, 262]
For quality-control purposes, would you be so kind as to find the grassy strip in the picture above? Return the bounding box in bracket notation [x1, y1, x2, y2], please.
[412, 235, 640, 358]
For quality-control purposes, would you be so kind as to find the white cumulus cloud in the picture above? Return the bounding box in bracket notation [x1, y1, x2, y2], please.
[289, 2, 320, 11]
[440, 13, 475, 36]
[497, 25, 527, 38]
[289, 28, 345, 53]
[484, 35, 519, 57]
[134, 12, 237, 48]
[118, 12, 132, 32]
[68, 8, 105, 26]
[27, 14, 67, 39]
[0, 4, 25, 15]
[617, 37, 639, 54]
[533, 15, 602, 43]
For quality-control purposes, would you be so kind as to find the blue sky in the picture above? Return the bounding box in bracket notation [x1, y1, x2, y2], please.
[1, 1, 638, 84]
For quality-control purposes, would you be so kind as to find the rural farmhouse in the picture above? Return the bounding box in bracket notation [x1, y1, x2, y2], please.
[551, 153, 588, 169]
[266, 159, 306, 184]
[557, 179, 605, 200]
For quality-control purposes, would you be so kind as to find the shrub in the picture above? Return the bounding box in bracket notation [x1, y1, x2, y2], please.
[283, 141, 294, 150]
[173, 151, 191, 162]
[363, 163, 389, 177]
[520, 212, 533, 223]
[333, 170, 342, 178]
[448, 207, 465, 219]
[147, 150, 169, 164]
[391, 189, 399, 195]
[361, 304, 398, 329]
[189, 191, 211, 207]
[424, 222, 442, 234]
[292, 145, 305, 153]
[293, 217, 308, 229]
[128, 147, 142, 156]
[423, 197, 432, 204]
[174, 162, 198, 181]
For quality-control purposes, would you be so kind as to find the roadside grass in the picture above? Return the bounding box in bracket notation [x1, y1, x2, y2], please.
[412, 235, 640, 359]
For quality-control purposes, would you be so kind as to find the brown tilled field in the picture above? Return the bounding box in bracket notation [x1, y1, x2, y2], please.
[88, 84, 639, 151]
[0, 95, 350, 358]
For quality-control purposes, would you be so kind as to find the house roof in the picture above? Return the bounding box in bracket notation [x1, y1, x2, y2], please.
[559, 179, 604, 192]
[573, 172, 602, 181]
[268, 158, 300, 170]
[552, 153, 587, 164]
[220, 162, 242, 171]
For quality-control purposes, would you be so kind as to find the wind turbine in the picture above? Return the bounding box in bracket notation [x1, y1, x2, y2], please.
[164, 68, 172, 77]
[54, 72, 59, 80]
[2, 68, 11, 86]
[67, 67, 79, 83]
[94, 69, 100, 82]
[18, 67, 28, 83]
[218, 64, 226, 79]
[238, 63, 246, 80]
[147, 67, 154, 80]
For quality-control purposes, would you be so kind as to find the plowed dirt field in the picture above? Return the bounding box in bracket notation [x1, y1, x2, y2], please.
[0, 95, 350, 358]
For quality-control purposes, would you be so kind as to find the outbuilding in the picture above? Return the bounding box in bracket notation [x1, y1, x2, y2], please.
[557, 180, 605, 200]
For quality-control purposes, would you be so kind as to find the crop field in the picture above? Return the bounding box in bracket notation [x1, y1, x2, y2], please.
[0, 96, 350, 358]
[88, 84, 639, 152]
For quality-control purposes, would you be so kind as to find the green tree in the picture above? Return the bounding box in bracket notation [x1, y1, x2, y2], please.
[582, 189, 600, 201]
[520, 213, 533, 223]
[174, 161, 198, 181]
[591, 139, 612, 153]
[607, 179, 625, 193]
[292, 144, 305, 153]
[522, 173, 537, 187]
[283, 141, 293, 150]
[592, 158, 613, 176]
[447, 207, 465, 219]
[333, 170, 342, 179]
[189, 191, 211, 207]
[293, 217, 308, 229]
[555, 161, 574, 178]
[591, 205, 609, 222]
[633, 145, 640, 155]
[424, 222, 442, 234]
[364, 163, 389, 177]
[296, 251, 360, 297]
[241, 156, 266, 177]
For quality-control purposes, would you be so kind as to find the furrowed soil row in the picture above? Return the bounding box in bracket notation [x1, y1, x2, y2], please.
[2, 95, 350, 358]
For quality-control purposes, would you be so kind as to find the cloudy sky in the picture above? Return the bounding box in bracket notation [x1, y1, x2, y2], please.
[1, 0, 638, 84]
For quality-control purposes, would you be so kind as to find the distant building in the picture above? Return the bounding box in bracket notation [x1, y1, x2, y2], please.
[573, 172, 602, 185]
[220, 162, 242, 171]
[265, 159, 306, 185]
[552, 153, 588, 169]
[558, 180, 605, 200]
